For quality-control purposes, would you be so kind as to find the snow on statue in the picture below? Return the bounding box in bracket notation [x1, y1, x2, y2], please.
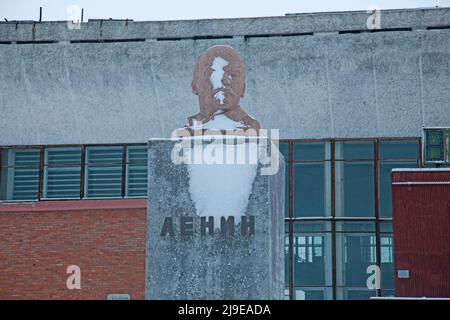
[186, 45, 260, 132]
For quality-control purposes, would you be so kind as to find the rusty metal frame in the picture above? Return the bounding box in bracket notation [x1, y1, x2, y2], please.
[419, 136, 424, 168]
[37, 146, 44, 200]
[288, 141, 294, 300]
[80, 145, 86, 199]
[121, 144, 127, 198]
[331, 140, 337, 300]
[374, 139, 382, 297]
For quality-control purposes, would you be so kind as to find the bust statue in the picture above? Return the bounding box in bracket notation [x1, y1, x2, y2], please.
[178, 45, 260, 135]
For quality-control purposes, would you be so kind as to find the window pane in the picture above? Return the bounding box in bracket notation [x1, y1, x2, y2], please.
[285, 164, 289, 217]
[85, 146, 123, 198]
[126, 146, 147, 197]
[284, 289, 290, 300]
[381, 234, 394, 290]
[335, 141, 374, 161]
[425, 129, 445, 162]
[293, 222, 332, 287]
[335, 161, 375, 217]
[293, 142, 330, 161]
[380, 222, 393, 233]
[0, 149, 40, 200]
[279, 142, 289, 162]
[336, 288, 377, 300]
[294, 221, 332, 233]
[285, 223, 290, 289]
[379, 160, 417, 218]
[293, 162, 331, 217]
[44, 147, 81, 199]
[381, 289, 395, 297]
[336, 222, 376, 233]
[336, 226, 377, 287]
[379, 140, 419, 160]
[294, 287, 333, 300]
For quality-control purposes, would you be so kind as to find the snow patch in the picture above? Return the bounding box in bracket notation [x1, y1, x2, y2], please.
[210, 57, 229, 90]
[214, 91, 226, 105]
[191, 112, 246, 130]
[187, 142, 258, 229]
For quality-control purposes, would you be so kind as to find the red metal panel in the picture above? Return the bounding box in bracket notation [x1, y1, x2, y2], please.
[392, 169, 450, 298]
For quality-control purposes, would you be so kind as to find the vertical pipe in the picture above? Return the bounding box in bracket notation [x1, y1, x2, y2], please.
[81, 8, 84, 23]
[288, 141, 294, 300]
[419, 137, 424, 168]
[331, 140, 337, 300]
[39, 7, 42, 22]
[374, 139, 382, 297]
[80, 145, 86, 199]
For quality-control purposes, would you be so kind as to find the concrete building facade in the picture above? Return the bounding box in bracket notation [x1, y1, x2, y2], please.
[0, 7, 449, 300]
[0, 8, 449, 144]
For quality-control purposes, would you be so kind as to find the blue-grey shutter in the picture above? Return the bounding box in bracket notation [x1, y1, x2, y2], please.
[85, 146, 123, 198]
[44, 147, 81, 199]
[126, 145, 147, 197]
[13, 149, 40, 200]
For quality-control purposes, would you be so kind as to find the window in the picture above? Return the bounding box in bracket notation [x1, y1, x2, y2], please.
[335, 141, 375, 217]
[293, 222, 332, 288]
[84, 146, 123, 198]
[43, 147, 81, 199]
[281, 138, 420, 300]
[378, 140, 419, 218]
[285, 222, 290, 291]
[1, 144, 147, 201]
[292, 142, 331, 217]
[424, 129, 446, 162]
[279, 143, 290, 217]
[336, 288, 377, 300]
[294, 287, 333, 300]
[335, 222, 377, 288]
[0, 148, 40, 200]
[126, 145, 148, 197]
[380, 222, 394, 291]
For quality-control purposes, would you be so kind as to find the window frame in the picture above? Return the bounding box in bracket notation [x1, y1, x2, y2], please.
[281, 137, 422, 300]
[0, 143, 148, 202]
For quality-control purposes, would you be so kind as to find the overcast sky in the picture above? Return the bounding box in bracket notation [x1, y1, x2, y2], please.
[1, 0, 450, 22]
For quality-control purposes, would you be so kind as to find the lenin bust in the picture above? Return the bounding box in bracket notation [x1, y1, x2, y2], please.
[184, 45, 260, 132]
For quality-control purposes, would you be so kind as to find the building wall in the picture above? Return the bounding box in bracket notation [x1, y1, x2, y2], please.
[392, 169, 450, 298]
[0, 8, 450, 144]
[0, 199, 146, 299]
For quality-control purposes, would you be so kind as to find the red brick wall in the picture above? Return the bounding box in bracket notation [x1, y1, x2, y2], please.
[0, 199, 147, 300]
[392, 170, 450, 298]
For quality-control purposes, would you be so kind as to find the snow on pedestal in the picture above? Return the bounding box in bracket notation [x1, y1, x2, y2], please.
[145, 137, 285, 300]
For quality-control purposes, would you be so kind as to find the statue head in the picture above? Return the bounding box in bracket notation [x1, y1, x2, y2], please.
[192, 45, 246, 117]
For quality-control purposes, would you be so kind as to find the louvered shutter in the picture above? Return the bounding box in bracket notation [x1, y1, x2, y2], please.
[126, 145, 147, 197]
[43, 147, 81, 199]
[85, 146, 123, 198]
[12, 149, 40, 200]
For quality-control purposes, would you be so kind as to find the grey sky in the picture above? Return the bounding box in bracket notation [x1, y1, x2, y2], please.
[1, 0, 450, 22]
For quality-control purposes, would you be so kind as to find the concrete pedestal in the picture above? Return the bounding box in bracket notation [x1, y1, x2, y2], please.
[145, 137, 284, 300]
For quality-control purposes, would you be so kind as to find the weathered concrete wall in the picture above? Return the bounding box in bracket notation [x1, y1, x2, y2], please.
[0, 8, 449, 145]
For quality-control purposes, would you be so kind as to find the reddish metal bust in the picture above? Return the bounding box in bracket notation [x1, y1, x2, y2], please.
[187, 45, 260, 132]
